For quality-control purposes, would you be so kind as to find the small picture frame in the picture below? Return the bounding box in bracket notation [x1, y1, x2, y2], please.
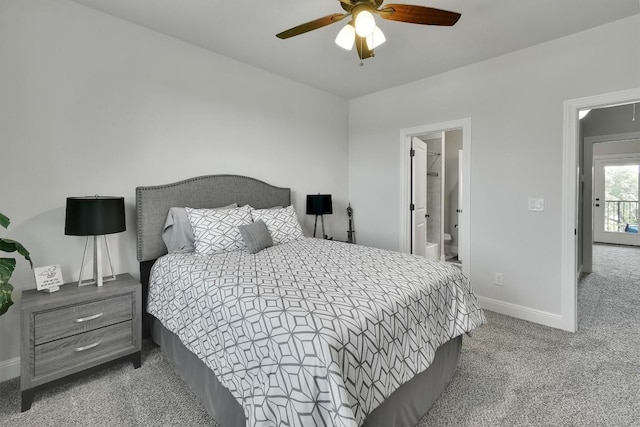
[34, 264, 64, 293]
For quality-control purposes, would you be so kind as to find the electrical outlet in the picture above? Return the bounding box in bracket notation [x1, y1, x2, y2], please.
[494, 272, 504, 286]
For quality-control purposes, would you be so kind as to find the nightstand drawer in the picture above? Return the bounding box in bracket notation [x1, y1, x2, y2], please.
[34, 294, 133, 345]
[21, 273, 142, 412]
[34, 321, 134, 377]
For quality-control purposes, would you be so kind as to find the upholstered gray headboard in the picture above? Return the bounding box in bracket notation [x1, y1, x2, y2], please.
[136, 174, 291, 262]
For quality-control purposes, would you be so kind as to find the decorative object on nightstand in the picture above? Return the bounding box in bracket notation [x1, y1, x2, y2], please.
[33, 264, 64, 293]
[0, 211, 32, 316]
[346, 203, 356, 244]
[306, 194, 333, 239]
[20, 273, 142, 411]
[65, 196, 125, 287]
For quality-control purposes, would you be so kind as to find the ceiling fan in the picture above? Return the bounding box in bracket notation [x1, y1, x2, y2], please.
[276, 0, 461, 61]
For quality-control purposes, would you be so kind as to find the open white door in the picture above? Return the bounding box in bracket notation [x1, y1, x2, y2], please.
[411, 137, 428, 256]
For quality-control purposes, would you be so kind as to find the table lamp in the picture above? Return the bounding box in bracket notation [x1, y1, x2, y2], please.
[65, 196, 126, 287]
[306, 194, 333, 239]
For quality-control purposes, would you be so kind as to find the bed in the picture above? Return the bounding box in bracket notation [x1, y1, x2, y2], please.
[136, 174, 485, 427]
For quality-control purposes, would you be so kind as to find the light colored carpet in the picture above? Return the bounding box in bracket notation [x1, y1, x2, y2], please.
[1, 243, 638, 426]
[0, 341, 217, 427]
[419, 243, 640, 426]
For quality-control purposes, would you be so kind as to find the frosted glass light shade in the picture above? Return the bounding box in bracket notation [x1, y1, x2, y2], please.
[335, 24, 355, 50]
[366, 26, 386, 49]
[355, 10, 375, 37]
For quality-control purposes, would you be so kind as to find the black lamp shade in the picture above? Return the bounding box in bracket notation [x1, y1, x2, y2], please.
[306, 194, 333, 215]
[65, 196, 126, 236]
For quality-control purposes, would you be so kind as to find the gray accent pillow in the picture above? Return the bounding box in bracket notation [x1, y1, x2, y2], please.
[162, 203, 237, 253]
[238, 220, 273, 254]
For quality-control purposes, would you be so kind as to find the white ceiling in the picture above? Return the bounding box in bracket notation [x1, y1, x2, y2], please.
[71, 0, 640, 99]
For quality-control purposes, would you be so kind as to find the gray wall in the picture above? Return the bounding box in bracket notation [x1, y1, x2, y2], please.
[0, 1, 349, 372]
[348, 15, 640, 324]
[582, 103, 640, 137]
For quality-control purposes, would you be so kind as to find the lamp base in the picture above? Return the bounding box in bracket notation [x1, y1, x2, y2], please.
[77, 235, 117, 287]
[313, 215, 328, 239]
[78, 275, 117, 287]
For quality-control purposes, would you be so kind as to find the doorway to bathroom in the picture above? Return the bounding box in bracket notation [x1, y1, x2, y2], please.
[399, 118, 471, 277]
[412, 131, 463, 264]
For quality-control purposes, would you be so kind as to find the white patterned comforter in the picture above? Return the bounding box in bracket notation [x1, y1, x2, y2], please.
[147, 238, 485, 427]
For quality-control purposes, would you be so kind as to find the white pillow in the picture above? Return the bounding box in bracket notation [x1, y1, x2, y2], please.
[251, 205, 304, 245]
[162, 204, 237, 253]
[186, 205, 252, 255]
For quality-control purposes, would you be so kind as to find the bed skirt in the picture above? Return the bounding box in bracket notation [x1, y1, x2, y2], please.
[152, 316, 462, 427]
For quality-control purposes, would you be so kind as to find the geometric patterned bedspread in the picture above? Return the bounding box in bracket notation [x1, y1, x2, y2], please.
[147, 238, 486, 427]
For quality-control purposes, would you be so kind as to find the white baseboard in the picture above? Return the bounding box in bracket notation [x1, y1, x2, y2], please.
[476, 295, 564, 330]
[0, 357, 20, 382]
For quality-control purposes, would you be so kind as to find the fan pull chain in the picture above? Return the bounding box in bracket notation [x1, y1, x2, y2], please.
[633, 103, 636, 122]
[359, 37, 364, 66]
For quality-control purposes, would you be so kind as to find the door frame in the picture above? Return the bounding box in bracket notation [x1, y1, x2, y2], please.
[561, 87, 640, 332]
[399, 118, 471, 277]
[593, 154, 640, 245]
[582, 132, 640, 274]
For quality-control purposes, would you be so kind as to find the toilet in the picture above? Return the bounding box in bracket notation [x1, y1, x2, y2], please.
[425, 234, 452, 261]
[425, 242, 439, 260]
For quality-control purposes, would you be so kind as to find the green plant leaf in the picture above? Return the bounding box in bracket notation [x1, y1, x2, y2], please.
[0, 212, 30, 316]
[0, 281, 14, 316]
[0, 213, 9, 229]
[0, 239, 32, 268]
[0, 258, 16, 284]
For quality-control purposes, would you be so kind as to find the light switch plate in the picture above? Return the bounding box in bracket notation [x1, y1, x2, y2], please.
[528, 198, 544, 211]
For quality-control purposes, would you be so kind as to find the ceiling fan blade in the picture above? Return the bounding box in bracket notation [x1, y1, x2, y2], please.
[276, 13, 348, 39]
[378, 5, 461, 26]
[355, 34, 374, 60]
[340, 1, 354, 13]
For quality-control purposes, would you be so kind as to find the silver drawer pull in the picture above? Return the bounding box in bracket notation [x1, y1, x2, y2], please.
[74, 340, 102, 352]
[74, 312, 104, 323]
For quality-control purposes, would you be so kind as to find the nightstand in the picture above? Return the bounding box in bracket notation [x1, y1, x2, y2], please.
[20, 273, 141, 411]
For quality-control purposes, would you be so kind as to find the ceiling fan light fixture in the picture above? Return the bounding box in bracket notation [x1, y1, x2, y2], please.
[366, 26, 386, 49]
[335, 24, 355, 50]
[276, 3, 461, 62]
[355, 10, 376, 37]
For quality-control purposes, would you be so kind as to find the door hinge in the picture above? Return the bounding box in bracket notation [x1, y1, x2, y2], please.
[410, 148, 415, 157]
[574, 229, 577, 235]
[410, 203, 415, 211]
